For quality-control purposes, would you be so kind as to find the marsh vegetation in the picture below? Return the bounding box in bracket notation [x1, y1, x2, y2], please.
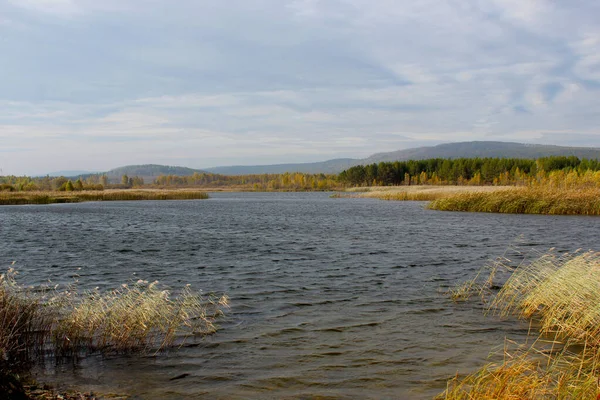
[440, 248, 600, 399]
[0, 189, 209, 205]
[0, 267, 228, 395]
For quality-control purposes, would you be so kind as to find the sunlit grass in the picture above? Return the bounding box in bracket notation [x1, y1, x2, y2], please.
[440, 248, 600, 399]
[339, 185, 512, 201]
[429, 187, 600, 215]
[0, 267, 228, 375]
[0, 189, 209, 205]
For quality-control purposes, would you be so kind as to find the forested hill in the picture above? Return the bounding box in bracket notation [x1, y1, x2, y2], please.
[204, 142, 600, 175]
[204, 158, 357, 175]
[362, 142, 600, 164]
[60, 142, 600, 179]
[105, 165, 206, 180]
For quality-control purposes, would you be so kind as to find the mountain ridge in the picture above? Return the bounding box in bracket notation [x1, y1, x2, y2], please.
[47, 141, 600, 178]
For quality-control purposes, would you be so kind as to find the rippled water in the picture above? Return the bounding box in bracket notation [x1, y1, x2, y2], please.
[1, 192, 599, 399]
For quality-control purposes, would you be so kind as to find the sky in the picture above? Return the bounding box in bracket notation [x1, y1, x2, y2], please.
[1, 0, 599, 175]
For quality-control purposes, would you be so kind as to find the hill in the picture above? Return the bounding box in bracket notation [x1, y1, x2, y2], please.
[206, 142, 600, 175]
[204, 158, 357, 175]
[51, 142, 600, 179]
[105, 164, 206, 182]
[362, 141, 600, 164]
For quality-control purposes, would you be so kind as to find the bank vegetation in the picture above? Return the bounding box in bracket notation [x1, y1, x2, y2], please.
[0, 267, 228, 396]
[439, 249, 600, 399]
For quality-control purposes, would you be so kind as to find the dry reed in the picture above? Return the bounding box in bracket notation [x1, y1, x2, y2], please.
[0, 268, 228, 372]
[429, 187, 600, 215]
[0, 190, 209, 205]
[339, 186, 511, 201]
[440, 248, 600, 399]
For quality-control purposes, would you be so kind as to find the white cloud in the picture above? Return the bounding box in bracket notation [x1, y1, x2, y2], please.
[1, 0, 600, 175]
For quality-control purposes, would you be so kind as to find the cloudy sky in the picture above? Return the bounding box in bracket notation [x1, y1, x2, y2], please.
[1, 0, 599, 175]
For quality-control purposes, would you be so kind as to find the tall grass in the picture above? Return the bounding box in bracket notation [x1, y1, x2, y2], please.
[0, 190, 209, 205]
[439, 249, 600, 399]
[0, 267, 228, 374]
[429, 187, 600, 215]
[338, 186, 511, 202]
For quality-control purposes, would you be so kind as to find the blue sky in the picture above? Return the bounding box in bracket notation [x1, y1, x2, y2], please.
[1, 0, 599, 175]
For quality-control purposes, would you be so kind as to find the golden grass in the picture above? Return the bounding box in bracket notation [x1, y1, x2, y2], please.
[429, 187, 600, 215]
[440, 249, 600, 399]
[339, 185, 514, 201]
[0, 267, 54, 368]
[0, 267, 228, 372]
[52, 280, 228, 355]
[0, 189, 209, 205]
[438, 341, 600, 400]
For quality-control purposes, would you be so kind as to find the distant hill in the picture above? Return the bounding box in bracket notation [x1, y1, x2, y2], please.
[205, 141, 600, 175]
[362, 141, 600, 164]
[205, 158, 357, 175]
[45, 170, 96, 177]
[105, 164, 206, 182]
[60, 142, 600, 179]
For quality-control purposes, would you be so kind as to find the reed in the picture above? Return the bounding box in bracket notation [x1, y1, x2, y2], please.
[0, 268, 54, 370]
[0, 267, 228, 375]
[52, 280, 228, 355]
[429, 187, 600, 215]
[0, 190, 209, 205]
[340, 186, 511, 201]
[438, 341, 600, 400]
[440, 249, 600, 399]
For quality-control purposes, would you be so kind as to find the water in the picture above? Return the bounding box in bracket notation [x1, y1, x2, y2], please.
[1, 192, 598, 399]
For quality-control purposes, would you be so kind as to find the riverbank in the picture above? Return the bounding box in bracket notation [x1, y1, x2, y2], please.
[0, 189, 209, 205]
[337, 185, 513, 201]
[429, 186, 600, 215]
[438, 249, 600, 399]
[340, 185, 600, 216]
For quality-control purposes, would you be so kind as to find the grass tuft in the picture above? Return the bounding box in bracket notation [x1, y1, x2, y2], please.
[0, 268, 228, 376]
[441, 248, 600, 399]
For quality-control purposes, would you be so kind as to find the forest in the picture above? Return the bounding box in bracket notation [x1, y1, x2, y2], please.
[3, 156, 600, 193]
[337, 156, 600, 187]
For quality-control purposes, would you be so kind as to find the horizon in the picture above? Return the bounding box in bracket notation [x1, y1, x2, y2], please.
[2, 1, 600, 175]
[30, 139, 600, 177]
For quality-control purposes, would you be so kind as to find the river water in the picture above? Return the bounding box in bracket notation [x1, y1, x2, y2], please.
[1, 192, 598, 399]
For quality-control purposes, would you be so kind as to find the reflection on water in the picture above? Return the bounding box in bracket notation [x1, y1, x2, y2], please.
[1, 192, 598, 399]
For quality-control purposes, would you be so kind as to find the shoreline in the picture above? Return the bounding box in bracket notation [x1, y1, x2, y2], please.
[0, 189, 209, 205]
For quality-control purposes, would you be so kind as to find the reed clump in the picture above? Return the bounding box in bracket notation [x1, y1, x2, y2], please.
[439, 249, 600, 399]
[429, 187, 600, 215]
[0, 190, 209, 205]
[0, 267, 228, 377]
[439, 341, 600, 400]
[52, 280, 228, 355]
[341, 186, 511, 202]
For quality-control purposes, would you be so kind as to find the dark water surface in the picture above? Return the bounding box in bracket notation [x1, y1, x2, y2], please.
[1, 192, 599, 399]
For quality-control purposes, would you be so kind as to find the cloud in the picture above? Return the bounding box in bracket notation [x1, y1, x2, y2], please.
[1, 0, 600, 174]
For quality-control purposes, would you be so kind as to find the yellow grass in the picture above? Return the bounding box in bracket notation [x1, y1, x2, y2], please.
[339, 185, 512, 201]
[0, 268, 228, 370]
[441, 249, 600, 399]
[0, 189, 209, 205]
[429, 187, 600, 215]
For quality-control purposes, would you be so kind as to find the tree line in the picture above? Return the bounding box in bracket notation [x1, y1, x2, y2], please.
[0, 174, 145, 192]
[338, 156, 600, 186]
[4, 156, 600, 192]
[153, 171, 341, 191]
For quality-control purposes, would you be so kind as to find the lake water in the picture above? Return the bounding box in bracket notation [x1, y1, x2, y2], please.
[1, 192, 599, 399]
